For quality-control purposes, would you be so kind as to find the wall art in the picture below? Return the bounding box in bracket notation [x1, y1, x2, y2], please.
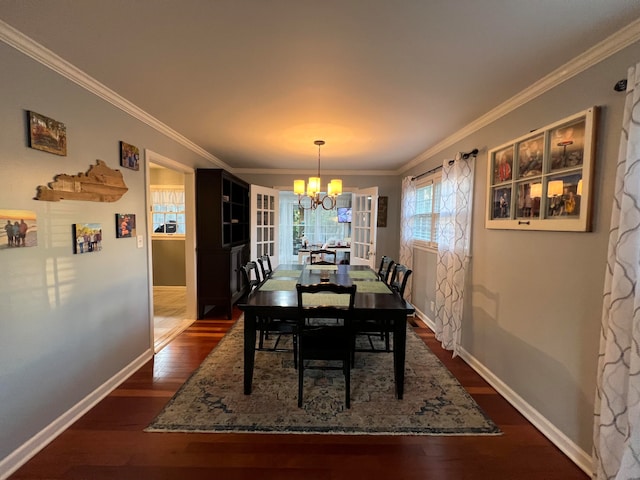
[1, 209, 37, 249]
[485, 107, 597, 232]
[116, 213, 136, 238]
[73, 223, 102, 254]
[120, 141, 140, 171]
[35, 160, 128, 202]
[28, 111, 67, 156]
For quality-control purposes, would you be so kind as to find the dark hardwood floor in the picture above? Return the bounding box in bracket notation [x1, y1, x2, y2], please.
[10, 308, 588, 479]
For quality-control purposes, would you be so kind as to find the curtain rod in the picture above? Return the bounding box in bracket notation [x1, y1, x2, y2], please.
[411, 148, 478, 181]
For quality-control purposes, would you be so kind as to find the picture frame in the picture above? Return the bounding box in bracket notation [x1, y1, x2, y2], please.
[116, 213, 136, 238]
[120, 141, 140, 171]
[28, 111, 67, 156]
[1, 209, 37, 249]
[73, 223, 102, 254]
[377, 196, 388, 227]
[485, 107, 597, 232]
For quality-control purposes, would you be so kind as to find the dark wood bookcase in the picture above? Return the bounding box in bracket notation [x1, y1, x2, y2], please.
[195, 169, 250, 319]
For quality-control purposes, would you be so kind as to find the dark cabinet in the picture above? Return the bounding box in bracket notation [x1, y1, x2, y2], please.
[196, 169, 250, 319]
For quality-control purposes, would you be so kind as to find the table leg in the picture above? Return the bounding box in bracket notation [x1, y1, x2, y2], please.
[393, 315, 407, 399]
[244, 311, 257, 394]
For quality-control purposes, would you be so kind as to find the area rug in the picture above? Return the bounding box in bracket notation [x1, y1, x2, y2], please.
[146, 317, 501, 435]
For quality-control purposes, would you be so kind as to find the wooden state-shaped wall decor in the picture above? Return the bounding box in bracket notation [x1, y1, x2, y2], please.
[35, 160, 128, 202]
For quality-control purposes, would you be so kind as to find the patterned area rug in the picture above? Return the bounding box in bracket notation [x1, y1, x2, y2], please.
[146, 317, 501, 435]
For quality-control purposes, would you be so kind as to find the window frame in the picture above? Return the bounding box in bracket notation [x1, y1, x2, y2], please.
[413, 171, 442, 251]
[150, 184, 186, 239]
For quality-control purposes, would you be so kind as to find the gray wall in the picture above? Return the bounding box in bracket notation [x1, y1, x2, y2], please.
[0, 42, 215, 464]
[405, 40, 640, 454]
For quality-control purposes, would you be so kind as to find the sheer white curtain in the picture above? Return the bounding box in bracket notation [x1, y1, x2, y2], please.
[400, 176, 416, 302]
[434, 153, 475, 357]
[593, 62, 640, 480]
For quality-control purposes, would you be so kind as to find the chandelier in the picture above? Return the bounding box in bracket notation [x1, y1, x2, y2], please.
[293, 140, 343, 210]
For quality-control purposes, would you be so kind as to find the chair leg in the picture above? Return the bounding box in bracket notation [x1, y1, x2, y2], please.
[298, 357, 304, 408]
[344, 354, 351, 409]
[293, 335, 298, 369]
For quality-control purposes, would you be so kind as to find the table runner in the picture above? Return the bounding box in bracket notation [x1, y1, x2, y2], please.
[305, 264, 339, 271]
[353, 280, 393, 294]
[271, 270, 302, 278]
[348, 270, 378, 280]
[260, 279, 298, 291]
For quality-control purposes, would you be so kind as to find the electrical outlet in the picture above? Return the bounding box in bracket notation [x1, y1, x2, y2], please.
[430, 301, 435, 312]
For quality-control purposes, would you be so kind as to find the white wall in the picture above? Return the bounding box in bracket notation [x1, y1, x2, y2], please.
[406, 40, 640, 464]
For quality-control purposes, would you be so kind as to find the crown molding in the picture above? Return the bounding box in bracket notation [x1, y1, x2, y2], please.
[0, 19, 230, 171]
[233, 167, 397, 177]
[399, 17, 640, 174]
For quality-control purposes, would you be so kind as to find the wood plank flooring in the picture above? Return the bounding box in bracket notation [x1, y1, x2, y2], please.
[9, 308, 589, 479]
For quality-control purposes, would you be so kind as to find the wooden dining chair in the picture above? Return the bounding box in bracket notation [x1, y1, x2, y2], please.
[389, 263, 413, 298]
[310, 249, 336, 265]
[242, 260, 297, 366]
[296, 282, 357, 408]
[257, 254, 273, 280]
[353, 263, 412, 356]
[240, 261, 262, 297]
[377, 256, 395, 284]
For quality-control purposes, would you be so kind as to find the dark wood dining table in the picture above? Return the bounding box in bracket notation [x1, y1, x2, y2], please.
[237, 263, 415, 399]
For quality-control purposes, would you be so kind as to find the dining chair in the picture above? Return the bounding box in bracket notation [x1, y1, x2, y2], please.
[310, 249, 337, 265]
[389, 263, 413, 298]
[353, 263, 412, 356]
[296, 282, 357, 408]
[240, 261, 262, 296]
[257, 254, 273, 280]
[377, 256, 395, 284]
[242, 260, 297, 366]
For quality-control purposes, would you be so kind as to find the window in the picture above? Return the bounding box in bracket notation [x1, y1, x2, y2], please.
[486, 107, 597, 231]
[414, 174, 441, 248]
[151, 186, 185, 236]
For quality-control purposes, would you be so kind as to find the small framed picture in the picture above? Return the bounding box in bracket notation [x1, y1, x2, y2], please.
[491, 145, 513, 184]
[73, 223, 102, 254]
[517, 134, 544, 179]
[550, 118, 586, 172]
[1, 209, 37, 249]
[490, 186, 512, 219]
[120, 141, 140, 171]
[28, 111, 67, 156]
[116, 213, 136, 238]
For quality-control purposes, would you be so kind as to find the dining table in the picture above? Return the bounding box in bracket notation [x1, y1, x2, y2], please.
[237, 263, 415, 399]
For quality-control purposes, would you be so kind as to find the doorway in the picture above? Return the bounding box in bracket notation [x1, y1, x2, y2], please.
[145, 150, 197, 352]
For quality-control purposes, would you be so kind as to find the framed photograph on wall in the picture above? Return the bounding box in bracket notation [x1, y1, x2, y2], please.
[485, 107, 598, 232]
[120, 141, 140, 171]
[73, 223, 102, 254]
[116, 213, 136, 238]
[28, 111, 67, 156]
[1, 209, 37, 249]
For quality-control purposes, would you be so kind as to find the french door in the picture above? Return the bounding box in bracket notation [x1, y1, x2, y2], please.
[250, 185, 279, 268]
[350, 186, 378, 268]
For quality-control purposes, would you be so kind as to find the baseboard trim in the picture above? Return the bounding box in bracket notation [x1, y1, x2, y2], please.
[413, 309, 592, 476]
[0, 349, 154, 480]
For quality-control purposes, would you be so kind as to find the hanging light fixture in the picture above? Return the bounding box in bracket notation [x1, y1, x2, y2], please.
[294, 140, 343, 210]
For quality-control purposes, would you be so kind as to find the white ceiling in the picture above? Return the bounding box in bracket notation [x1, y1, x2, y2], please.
[1, 1, 640, 173]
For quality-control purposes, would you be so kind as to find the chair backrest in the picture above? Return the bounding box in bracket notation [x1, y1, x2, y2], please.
[257, 255, 273, 279]
[296, 282, 357, 321]
[241, 261, 262, 295]
[389, 264, 412, 299]
[310, 249, 337, 265]
[377, 256, 395, 284]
